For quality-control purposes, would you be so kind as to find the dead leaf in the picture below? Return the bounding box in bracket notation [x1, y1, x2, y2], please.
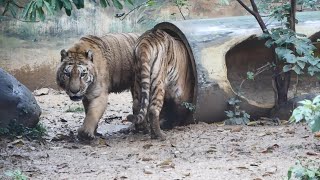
[157, 159, 175, 169]
[217, 128, 224, 132]
[157, 159, 172, 166]
[9, 139, 25, 147]
[315, 132, 320, 138]
[206, 149, 216, 153]
[306, 152, 319, 156]
[262, 144, 279, 153]
[143, 166, 153, 174]
[231, 126, 243, 132]
[143, 144, 153, 149]
[141, 157, 153, 161]
[182, 172, 191, 177]
[247, 121, 258, 126]
[57, 163, 68, 169]
[285, 129, 295, 134]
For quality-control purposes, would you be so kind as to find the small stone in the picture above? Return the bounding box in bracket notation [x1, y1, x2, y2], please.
[34, 88, 50, 96]
[143, 166, 153, 174]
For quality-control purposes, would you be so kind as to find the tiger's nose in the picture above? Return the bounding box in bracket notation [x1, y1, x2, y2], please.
[70, 88, 80, 94]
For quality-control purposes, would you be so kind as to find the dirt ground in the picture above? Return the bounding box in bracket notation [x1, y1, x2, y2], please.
[0, 89, 319, 180]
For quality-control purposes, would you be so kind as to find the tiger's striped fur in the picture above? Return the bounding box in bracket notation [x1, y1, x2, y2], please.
[56, 33, 139, 140]
[127, 29, 194, 140]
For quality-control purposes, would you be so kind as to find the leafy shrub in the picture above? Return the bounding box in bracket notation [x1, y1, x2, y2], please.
[4, 169, 28, 180]
[0, 120, 47, 139]
[288, 161, 320, 180]
[290, 95, 320, 132]
[224, 97, 250, 125]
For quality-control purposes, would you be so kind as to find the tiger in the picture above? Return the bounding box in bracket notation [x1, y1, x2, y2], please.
[127, 29, 195, 140]
[56, 33, 140, 140]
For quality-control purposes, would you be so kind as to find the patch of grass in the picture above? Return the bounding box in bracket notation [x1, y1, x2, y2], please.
[4, 169, 28, 180]
[0, 120, 47, 140]
[65, 106, 85, 113]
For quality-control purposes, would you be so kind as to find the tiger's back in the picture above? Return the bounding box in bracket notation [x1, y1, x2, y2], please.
[128, 29, 195, 140]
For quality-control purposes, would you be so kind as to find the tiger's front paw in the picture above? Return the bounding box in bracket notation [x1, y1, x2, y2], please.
[151, 131, 166, 141]
[77, 126, 95, 141]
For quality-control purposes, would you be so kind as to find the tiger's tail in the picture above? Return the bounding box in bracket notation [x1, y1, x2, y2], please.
[127, 40, 151, 125]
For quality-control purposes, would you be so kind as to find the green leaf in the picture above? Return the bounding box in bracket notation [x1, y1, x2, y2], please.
[288, 167, 293, 180]
[283, 53, 296, 63]
[2, 2, 9, 15]
[225, 111, 234, 118]
[30, 4, 37, 21]
[73, 0, 84, 9]
[112, 0, 123, 9]
[22, 1, 35, 19]
[292, 65, 302, 74]
[125, 0, 134, 5]
[51, 0, 63, 10]
[310, 117, 320, 132]
[247, 71, 255, 80]
[146, 0, 156, 6]
[100, 0, 108, 7]
[275, 47, 293, 59]
[36, 0, 43, 8]
[43, 0, 54, 15]
[61, 0, 72, 10]
[37, 7, 45, 21]
[265, 39, 273, 48]
[65, 8, 71, 16]
[297, 60, 306, 69]
[283, 65, 292, 72]
[8, 3, 17, 17]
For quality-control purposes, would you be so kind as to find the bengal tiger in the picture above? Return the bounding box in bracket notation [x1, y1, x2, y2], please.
[127, 29, 195, 140]
[56, 33, 139, 140]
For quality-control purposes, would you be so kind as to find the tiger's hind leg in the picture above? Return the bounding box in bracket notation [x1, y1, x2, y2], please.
[127, 71, 149, 134]
[148, 81, 166, 141]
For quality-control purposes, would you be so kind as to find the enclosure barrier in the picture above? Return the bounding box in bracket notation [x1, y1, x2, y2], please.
[154, 11, 320, 123]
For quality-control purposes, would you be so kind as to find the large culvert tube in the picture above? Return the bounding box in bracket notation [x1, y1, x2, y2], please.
[154, 11, 320, 123]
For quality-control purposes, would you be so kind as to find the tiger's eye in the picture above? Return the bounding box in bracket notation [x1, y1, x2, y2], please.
[64, 70, 71, 77]
[80, 72, 87, 77]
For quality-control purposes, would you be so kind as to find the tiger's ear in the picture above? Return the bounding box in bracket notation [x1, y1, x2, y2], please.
[86, 50, 93, 62]
[60, 49, 68, 61]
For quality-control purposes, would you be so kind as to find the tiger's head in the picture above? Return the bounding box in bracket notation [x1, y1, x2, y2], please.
[56, 48, 96, 101]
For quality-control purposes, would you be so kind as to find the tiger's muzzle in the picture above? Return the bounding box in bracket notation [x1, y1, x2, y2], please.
[69, 95, 84, 101]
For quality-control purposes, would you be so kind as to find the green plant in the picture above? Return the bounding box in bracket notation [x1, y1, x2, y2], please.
[0, 0, 134, 22]
[65, 105, 85, 113]
[0, 121, 47, 139]
[224, 97, 250, 125]
[181, 102, 196, 112]
[288, 160, 320, 180]
[290, 95, 320, 132]
[4, 169, 28, 180]
[232, 0, 320, 108]
[172, 0, 189, 19]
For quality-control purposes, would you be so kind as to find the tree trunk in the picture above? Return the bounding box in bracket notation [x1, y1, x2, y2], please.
[273, 0, 296, 107]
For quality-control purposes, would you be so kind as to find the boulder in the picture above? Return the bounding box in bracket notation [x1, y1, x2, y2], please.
[0, 68, 41, 128]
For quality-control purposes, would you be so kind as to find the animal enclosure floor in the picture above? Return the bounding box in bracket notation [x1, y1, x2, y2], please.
[0, 89, 319, 180]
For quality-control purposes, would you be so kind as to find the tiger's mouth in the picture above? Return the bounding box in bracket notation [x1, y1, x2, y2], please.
[70, 95, 84, 101]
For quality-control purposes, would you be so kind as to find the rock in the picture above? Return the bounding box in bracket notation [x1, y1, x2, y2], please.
[0, 68, 41, 128]
[34, 88, 50, 96]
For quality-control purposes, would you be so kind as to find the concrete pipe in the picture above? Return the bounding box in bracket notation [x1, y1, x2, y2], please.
[154, 11, 320, 123]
